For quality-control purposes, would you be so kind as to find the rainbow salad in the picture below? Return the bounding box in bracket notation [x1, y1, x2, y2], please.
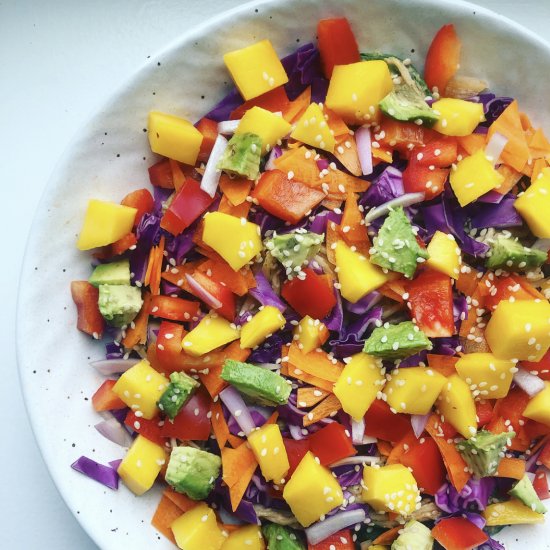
[70, 17, 550, 550]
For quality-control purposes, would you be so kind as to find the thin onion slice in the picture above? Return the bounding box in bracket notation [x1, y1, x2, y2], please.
[485, 132, 508, 165]
[90, 358, 140, 376]
[185, 273, 222, 310]
[265, 146, 283, 171]
[411, 413, 430, 438]
[355, 125, 373, 176]
[532, 238, 550, 252]
[95, 417, 133, 447]
[217, 120, 240, 135]
[200, 134, 227, 197]
[513, 369, 545, 397]
[351, 418, 366, 445]
[219, 386, 256, 436]
[306, 509, 366, 545]
[330, 455, 380, 467]
[365, 192, 425, 223]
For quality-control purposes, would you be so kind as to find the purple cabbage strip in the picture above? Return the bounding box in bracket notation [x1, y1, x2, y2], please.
[468, 194, 523, 229]
[248, 270, 287, 312]
[71, 456, 119, 490]
[248, 332, 292, 364]
[308, 209, 342, 234]
[435, 477, 495, 513]
[282, 42, 323, 100]
[323, 285, 343, 332]
[361, 166, 404, 208]
[203, 87, 243, 123]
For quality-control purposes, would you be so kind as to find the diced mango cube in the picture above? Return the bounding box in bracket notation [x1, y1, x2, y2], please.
[202, 212, 263, 271]
[117, 435, 167, 495]
[335, 241, 389, 303]
[524, 382, 550, 427]
[455, 353, 515, 399]
[294, 315, 329, 354]
[148, 111, 203, 165]
[484, 499, 545, 526]
[236, 106, 291, 155]
[240, 306, 286, 349]
[326, 61, 393, 125]
[112, 359, 168, 419]
[432, 98, 485, 137]
[426, 231, 462, 279]
[515, 168, 550, 238]
[362, 464, 420, 516]
[171, 502, 226, 550]
[334, 353, 385, 420]
[449, 150, 505, 206]
[283, 451, 344, 526]
[384, 367, 446, 415]
[248, 423, 289, 483]
[181, 313, 240, 357]
[77, 199, 137, 250]
[290, 102, 336, 153]
[224, 40, 288, 101]
[437, 374, 477, 438]
[485, 299, 550, 361]
[221, 525, 264, 550]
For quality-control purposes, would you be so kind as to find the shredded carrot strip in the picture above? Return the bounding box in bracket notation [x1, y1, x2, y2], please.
[495, 164, 523, 195]
[210, 400, 230, 449]
[221, 443, 258, 511]
[373, 526, 401, 545]
[151, 495, 182, 543]
[197, 258, 255, 296]
[144, 245, 156, 287]
[324, 106, 350, 137]
[457, 134, 486, 155]
[122, 291, 151, 348]
[288, 343, 343, 383]
[334, 135, 361, 176]
[386, 430, 417, 465]
[496, 457, 526, 480]
[303, 394, 342, 427]
[427, 354, 458, 377]
[296, 387, 330, 408]
[218, 194, 252, 218]
[163, 488, 196, 512]
[169, 159, 186, 192]
[339, 191, 369, 245]
[282, 87, 311, 123]
[149, 235, 165, 295]
[218, 174, 252, 205]
[280, 362, 335, 393]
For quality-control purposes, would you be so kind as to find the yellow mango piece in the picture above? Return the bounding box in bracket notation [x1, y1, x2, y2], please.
[283, 452, 344, 527]
[221, 525, 264, 550]
[524, 382, 550, 427]
[248, 423, 289, 483]
[240, 306, 286, 349]
[294, 315, 329, 354]
[236, 106, 291, 155]
[112, 359, 168, 420]
[202, 212, 262, 271]
[335, 241, 389, 303]
[148, 111, 203, 165]
[426, 231, 462, 279]
[485, 299, 550, 362]
[450, 150, 505, 206]
[181, 314, 240, 357]
[290, 102, 336, 153]
[117, 435, 167, 495]
[77, 199, 137, 250]
[455, 353, 515, 399]
[171, 502, 226, 550]
[384, 367, 446, 415]
[224, 40, 288, 101]
[484, 499, 545, 526]
[437, 374, 477, 438]
[334, 353, 385, 420]
[362, 464, 420, 516]
[515, 168, 550, 238]
[432, 98, 485, 137]
[326, 61, 393, 125]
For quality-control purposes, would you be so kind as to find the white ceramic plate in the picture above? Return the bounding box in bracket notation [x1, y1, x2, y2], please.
[17, 0, 550, 547]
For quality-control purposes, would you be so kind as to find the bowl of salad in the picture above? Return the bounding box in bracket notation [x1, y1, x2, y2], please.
[17, 0, 550, 548]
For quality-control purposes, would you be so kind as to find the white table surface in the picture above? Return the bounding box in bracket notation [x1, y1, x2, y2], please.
[2, 0, 550, 548]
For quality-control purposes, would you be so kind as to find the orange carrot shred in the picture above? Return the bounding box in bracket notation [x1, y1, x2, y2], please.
[218, 193, 252, 218]
[163, 488, 196, 513]
[169, 159, 186, 192]
[386, 430, 418, 465]
[288, 343, 343, 383]
[122, 291, 151, 348]
[221, 443, 258, 511]
[334, 135, 362, 176]
[303, 394, 342, 427]
[496, 457, 526, 480]
[296, 387, 330, 408]
[282, 87, 311, 123]
[427, 354, 458, 377]
[218, 174, 253, 206]
[210, 400, 230, 449]
[151, 495, 182, 543]
[150, 235, 165, 295]
[373, 526, 401, 545]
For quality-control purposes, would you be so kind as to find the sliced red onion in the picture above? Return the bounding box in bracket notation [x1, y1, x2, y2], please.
[95, 417, 134, 447]
[526, 446, 543, 473]
[219, 386, 256, 436]
[485, 131, 508, 165]
[364, 192, 425, 223]
[355, 125, 373, 176]
[289, 424, 309, 440]
[200, 133, 228, 197]
[217, 119, 240, 135]
[90, 358, 141, 376]
[306, 509, 366, 545]
[265, 145, 283, 171]
[532, 238, 550, 252]
[330, 455, 380, 467]
[185, 273, 222, 310]
[513, 369, 545, 397]
[253, 363, 281, 370]
[411, 413, 430, 438]
[351, 418, 366, 445]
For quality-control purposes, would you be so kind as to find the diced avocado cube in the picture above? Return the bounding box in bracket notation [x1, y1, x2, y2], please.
[485, 235, 547, 271]
[217, 132, 262, 180]
[262, 524, 305, 550]
[98, 284, 143, 327]
[509, 475, 547, 514]
[391, 520, 434, 550]
[380, 84, 439, 127]
[370, 207, 429, 279]
[266, 231, 323, 272]
[165, 446, 221, 500]
[221, 359, 291, 405]
[158, 372, 199, 420]
[89, 259, 131, 287]
[363, 321, 432, 360]
[457, 430, 514, 477]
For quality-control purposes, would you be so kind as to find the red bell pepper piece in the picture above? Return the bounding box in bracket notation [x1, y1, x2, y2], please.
[431, 517, 488, 550]
[160, 177, 215, 236]
[187, 270, 235, 321]
[283, 438, 310, 476]
[414, 138, 458, 168]
[91, 380, 126, 412]
[308, 529, 354, 550]
[522, 349, 550, 381]
[475, 400, 494, 428]
[253, 170, 325, 224]
[364, 400, 412, 442]
[400, 437, 446, 495]
[230, 87, 290, 120]
[121, 188, 154, 226]
[149, 295, 200, 322]
[424, 24, 461, 95]
[281, 268, 336, 319]
[148, 159, 175, 188]
[156, 321, 189, 373]
[196, 118, 218, 163]
[538, 440, 550, 470]
[70, 281, 105, 338]
[492, 386, 530, 434]
[403, 156, 449, 200]
[317, 18, 360, 79]
[533, 469, 550, 500]
[161, 388, 211, 441]
[308, 422, 356, 466]
[406, 269, 455, 337]
[125, 411, 165, 447]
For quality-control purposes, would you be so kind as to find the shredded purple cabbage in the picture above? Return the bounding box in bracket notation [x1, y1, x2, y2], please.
[71, 456, 119, 490]
[202, 88, 243, 123]
[282, 43, 323, 100]
[361, 166, 404, 208]
[249, 270, 287, 312]
[468, 194, 523, 229]
[435, 477, 495, 513]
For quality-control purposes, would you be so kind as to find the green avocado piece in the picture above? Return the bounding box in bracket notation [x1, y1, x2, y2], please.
[509, 475, 547, 514]
[363, 321, 432, 360]
[262, 524, 305, 550]
[370, 207, 429, 279]
[97, 284, 143, 327]
[485, 235, 547, 271]
[217, 132, 262, 179]
[391, 520, 434, 550]
[158, 372, 199, 421]
[456, 430, 514, 477]
[221, 359, 291, 406]
[89, 259, 131, 287]
[380, 84, 439, 126]
[266, 231, 323, 272]
[165, 446, 221, 500]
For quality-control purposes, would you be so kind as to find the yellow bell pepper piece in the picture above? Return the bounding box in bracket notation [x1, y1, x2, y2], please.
[202, 212, 263, 271]
[223, 40, 288, 101]
[437, 374, 477, 438]
[524, 382, 550, 427]
[240, 306, 286, 349]
[148, 111, 203, 165]
[485, 299, 550, 362]
[112, 359, 168, 420]
[515, 168, 550, 238]
[432, 98, 485, 136]
[484, 498, 545, 526]
[455, 353, 515, 399]
[221, 525, 264, 550]
[77, 199, 137, 250]
[294, 315, 329, 354]
[117, 435, 167, 495]
[248, 423, 289, 483]
[283, 452, 344, 527]
[426, 231, 462, 279]
[171, 502, 226, 550]
[290, 102, 336, 153]
[181, 314, 240, 357]
[236, 106, 291, 155]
